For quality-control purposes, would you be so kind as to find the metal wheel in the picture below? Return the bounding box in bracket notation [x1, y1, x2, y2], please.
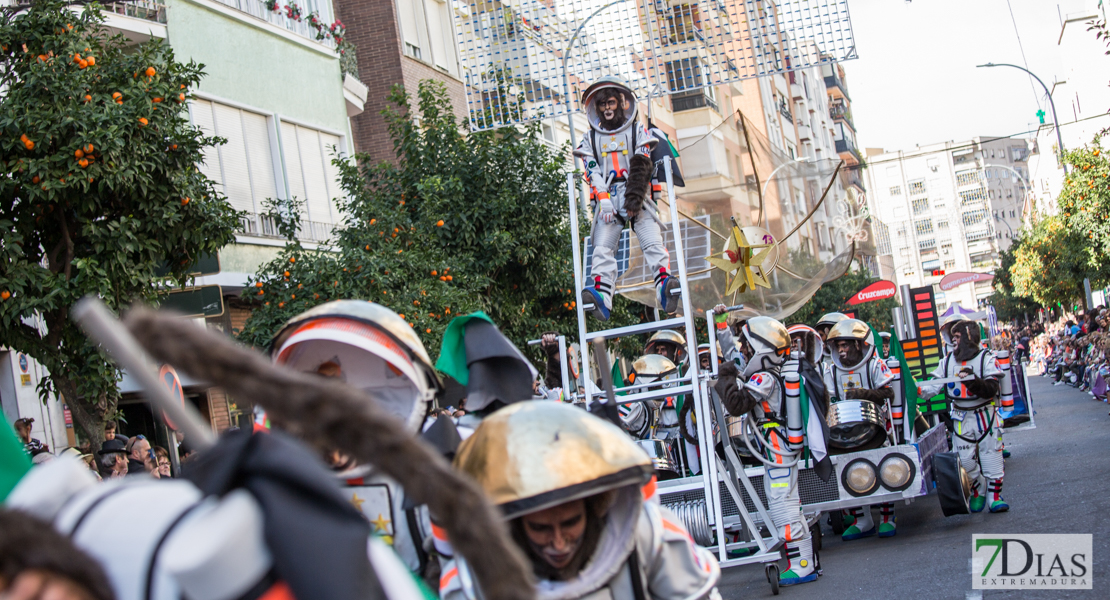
[766, 563, 780, 595]
[829, 510, 846, 536]
[811, 521, 823, 552]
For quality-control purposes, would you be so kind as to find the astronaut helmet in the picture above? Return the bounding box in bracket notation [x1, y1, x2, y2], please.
[629, 354, 679, 387]
[877, 331, 892, 358]
[786, 324, 823, 364]
[940, 314, 980, 351]
[270, 300, 441, 432]
[582, 76, 639, 134]
[826, 318, 875, 370]
[645, 329, 687, 366]
[815, 312, 848, 342]
[741, 317, 791, 378]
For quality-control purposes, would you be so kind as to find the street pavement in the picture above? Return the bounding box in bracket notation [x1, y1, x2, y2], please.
[716, 370, 1110, 599]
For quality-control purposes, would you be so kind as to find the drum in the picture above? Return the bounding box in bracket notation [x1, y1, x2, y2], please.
[725, 416, 759, 464]
[934, 451, 971, 516]
[827, 400, 886, 452]
[639, 439, 681, 480]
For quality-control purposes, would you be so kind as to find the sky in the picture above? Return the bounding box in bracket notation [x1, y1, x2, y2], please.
[845, 0, 1092, 152]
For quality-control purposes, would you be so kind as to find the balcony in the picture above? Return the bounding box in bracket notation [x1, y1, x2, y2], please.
[829, 103, 854, 131]
[238, 212, 336, 243]
[796, 122, 812, 142]
[672, 91, 718, 113]
[835, 138, 861, 166]
[96, 0, 168, 42]
[778, 100, 793, 123]
[211, 0, 336, 48]
[824, 73, 850, 102]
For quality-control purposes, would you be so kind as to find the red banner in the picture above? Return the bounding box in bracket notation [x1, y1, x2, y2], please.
[939, 271, 994, 291]
[848, 280, 897, 305]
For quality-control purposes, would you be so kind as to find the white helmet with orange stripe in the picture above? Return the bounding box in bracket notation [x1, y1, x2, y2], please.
[270, 300, 441, 432]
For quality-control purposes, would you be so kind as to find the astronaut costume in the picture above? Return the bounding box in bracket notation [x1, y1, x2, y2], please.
[270, 300, 442, 576]
[714, 317, 818, 586]
[822, 319, 898, 539]
[814, 312, 848, 373]
[440, 402, 720, 600]
[918, 315, 1008, 513]
[575, 77, 680, 321]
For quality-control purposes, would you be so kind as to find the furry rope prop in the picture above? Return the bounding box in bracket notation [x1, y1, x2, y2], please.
[622, 153, 653, 219]
[124, 308, 535, 600]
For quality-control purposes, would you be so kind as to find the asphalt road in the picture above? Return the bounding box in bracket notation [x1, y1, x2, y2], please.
[716, 369, 1110, 600]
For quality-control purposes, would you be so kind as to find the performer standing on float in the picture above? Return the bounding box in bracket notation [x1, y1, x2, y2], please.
[822, 319, 898, 539]
[919, 315, 1009, 513]
[814, 312, 848, 371]
[440, 402, 720, 599]
[576, 76, 681, 321]
[714, 317, 819, 587]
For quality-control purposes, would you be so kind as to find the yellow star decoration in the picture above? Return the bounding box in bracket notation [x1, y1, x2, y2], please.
[705, 220, 773, 295]
[370, 513, 392, 536]
[350, 492, 365, 512]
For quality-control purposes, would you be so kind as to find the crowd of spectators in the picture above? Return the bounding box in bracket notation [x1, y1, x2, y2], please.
[10, 419, 182, 481]
[1025, 308, 1110, 410]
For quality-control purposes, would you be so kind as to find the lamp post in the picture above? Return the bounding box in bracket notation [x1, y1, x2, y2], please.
[561, 0, 627, 218]
[976, 63, 1067, 173]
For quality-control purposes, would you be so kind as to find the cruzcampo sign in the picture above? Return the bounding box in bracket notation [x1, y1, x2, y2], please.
[847, 280, 897, 305]
[939, 271, 995, 291]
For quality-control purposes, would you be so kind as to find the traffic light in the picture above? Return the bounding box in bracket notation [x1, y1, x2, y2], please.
[931, 269, 946, 276]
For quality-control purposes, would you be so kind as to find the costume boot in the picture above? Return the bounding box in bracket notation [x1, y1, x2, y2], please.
[655, 269, 681, 315]
[987, 478, 1009, 513]
[780, 537, 818, 586]
[968, 479, 985, 513]
[841, 506, 875, 540]
[582, 275, 612, 322]
[877, 503, 896, 537]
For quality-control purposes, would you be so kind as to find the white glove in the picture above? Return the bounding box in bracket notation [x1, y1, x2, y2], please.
[597, 194, 616, 224]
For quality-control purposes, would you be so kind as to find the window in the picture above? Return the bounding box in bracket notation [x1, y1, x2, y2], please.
[955, 171, 980, 186]
[918, 238, 936, 250]
[962, 209, 988, 227]
[908, 179, 926, 196]
[912, 198, 929, 214]
[190, 99, 279, 216]
[1010, 210, 1016, 218]
[941, 242, 952, 254]
[890, 185, 902, 196]
[966, 228, 991, 241]
[937, 219, 949, 230]
[934, 200, 946, 210]
[944, 259, 955, 269]
[922, 259, 941, 271]
[959, 188, 986, 207]
[667, 4, 701, 44]
[914, 218, 934, 235]
[896, 225, 907, 237]
[399, 0, 460, 76]
[666, 57, 706, 93]
[280, 120, 345, 227]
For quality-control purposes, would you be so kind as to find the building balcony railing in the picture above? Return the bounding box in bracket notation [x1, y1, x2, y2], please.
[105, 0, 167, 23]
[212, 0, 336, 48]
[778, 100, 793, 123]
[672, 91, 718, 113]
[835, 138, 861, 165]
[238, 212, 337, 243]
[824, 74, 850, 101]
[829, 103, 854, 130]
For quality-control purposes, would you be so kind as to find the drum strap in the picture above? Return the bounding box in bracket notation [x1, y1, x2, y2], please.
[626, 547, 647, 600]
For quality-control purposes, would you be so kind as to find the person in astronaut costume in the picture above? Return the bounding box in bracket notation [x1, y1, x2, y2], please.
[919, 315, 1008, 513]
[822, 319, 899, 539]
[439, 402, 721, 600]
[713, 317, 819, 587]
[270, 300, 442, 577]
[711, 304, 747, 372]
[814, 312, 848, 372]
[575, 76, 680, 321]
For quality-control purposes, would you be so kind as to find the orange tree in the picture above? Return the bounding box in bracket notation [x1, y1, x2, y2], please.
[236, 80, 645, 362]
[0, 1, 238, 449]
[1057, 141, 1110, 279]
[1010, 215, 1091, 309]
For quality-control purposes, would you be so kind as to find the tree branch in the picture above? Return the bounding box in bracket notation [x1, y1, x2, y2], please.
[58, 210, 74, 280]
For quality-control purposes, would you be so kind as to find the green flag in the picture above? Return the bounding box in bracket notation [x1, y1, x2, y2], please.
[434, 311, 495, 385]
[0, 421, 32, 501]
[611, 360, 627, 396]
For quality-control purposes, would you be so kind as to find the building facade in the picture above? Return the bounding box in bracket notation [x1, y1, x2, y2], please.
[864, 137, 1034, 312]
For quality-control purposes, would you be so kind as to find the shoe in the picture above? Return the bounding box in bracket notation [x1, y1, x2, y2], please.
[656, 271, 681, 315]
[779, 571, 819, 586]
[1054, 381, 1065, 386]
[581, 286, 611, 322]
[877, 504, 896, 537]
[989, 498, 1010, 513]
[878, 521, 897, 537]
[1002, 449, 1011, 459]
[779, 539, 818, 586]
[969, 493, 986, 513]
[842, 524, 876, 540]
[987, 479, 1008, 513]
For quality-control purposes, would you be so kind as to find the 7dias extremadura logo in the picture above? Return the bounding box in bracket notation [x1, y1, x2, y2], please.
[972, 534, 1092, 590]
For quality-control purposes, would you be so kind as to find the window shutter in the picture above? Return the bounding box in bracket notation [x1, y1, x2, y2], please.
[242, 111, 279, 208]
[280, 121, 308, 216]
[320, 132, 345, 218]
[297, 125, 334, 224]
[212, 103, 255, 214]
[190, 100, 223, 192]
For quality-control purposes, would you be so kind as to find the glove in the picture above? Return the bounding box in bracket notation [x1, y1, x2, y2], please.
[965, 376, 999, 398]
[540, 332, 559, 357]
[596, 194, 616, 224]
[845, 387, 894, 402]
[714, 362, 757, 417]
[713, 303, 729, 324]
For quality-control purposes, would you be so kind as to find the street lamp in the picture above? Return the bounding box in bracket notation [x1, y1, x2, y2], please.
[976, 63, 1067, 173]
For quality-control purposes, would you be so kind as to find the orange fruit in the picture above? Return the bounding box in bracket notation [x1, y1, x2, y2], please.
[426, 328, 432, 334]
[78, 158, 88, 168]
[23, 140, 34, 150]
[431, 270, 437, 276]
[289, 257, 296, 263]
[83, 94, 91, 102]
[439, 276, 447, 281]
[78, 59, 87, 69]
[85, 144, 94, 153]
[178, 93, 185, 102]
[153, 97, 162, 103]
[283, 271, 290, 277]
[436, 220, 444, 227]
[86, 56, 94, 66]
[278, 302, 284, 308]
[112, 92, 121, 99]
[446, 275, 453, 281]
[145, 66, 156, 77]
[181, 197, 190, 205]
[31, 176, 39, 184]
[0, 291, 9, 300]
[138, 117, 148, 127]
[75, 149, 84, 158]
[399, 314, 405, 319]
[290, 294, 295, 299]
[170, 144, 177, 150]
[399, 200, 405, 206]
[255, 282, 263, 288]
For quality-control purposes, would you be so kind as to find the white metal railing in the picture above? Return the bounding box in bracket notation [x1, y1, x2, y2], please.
[105, 0, 167, 23]
[238, 212, 336, 242]
[212, 0, 336, 48]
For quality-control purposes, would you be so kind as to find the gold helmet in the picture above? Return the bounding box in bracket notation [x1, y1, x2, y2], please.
[645, 329, 686, 364]
[270, 300, 441, 431]
[741, 316, 791, 376]
[629, 354, 678, 385]
[787, 324, 823, 363]
[815, 312, 848, 335]
[454, 402, 653, 519]
[827, 318, 874, 369]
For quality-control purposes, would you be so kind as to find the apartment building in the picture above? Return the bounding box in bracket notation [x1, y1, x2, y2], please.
[864, 137, 1034, 311]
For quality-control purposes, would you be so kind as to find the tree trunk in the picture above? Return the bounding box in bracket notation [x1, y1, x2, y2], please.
[56, 376, 109, 453]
